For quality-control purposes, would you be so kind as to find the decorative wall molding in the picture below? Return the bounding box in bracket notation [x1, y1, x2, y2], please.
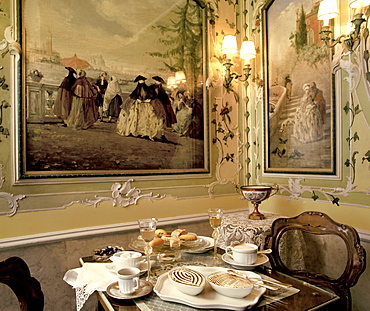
[0, 209, 239, 250]
[0, 26, 21, 59]
[1, 208, 368, 250]
[0, 179, 165, 216]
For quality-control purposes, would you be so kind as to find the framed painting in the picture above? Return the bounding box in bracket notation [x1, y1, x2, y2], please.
[16, 0, 208, 181]
[262, 0, 338, 176]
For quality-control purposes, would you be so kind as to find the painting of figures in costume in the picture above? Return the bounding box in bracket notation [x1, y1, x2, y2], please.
[263, 0, 336, 175]
[20, 0, 207, 179]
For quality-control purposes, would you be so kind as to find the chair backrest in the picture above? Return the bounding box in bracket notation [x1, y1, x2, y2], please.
[265, 211, 366, 311]
[0, 257, 44, 311]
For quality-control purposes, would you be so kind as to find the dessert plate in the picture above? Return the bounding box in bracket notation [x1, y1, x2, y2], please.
[185, 236, 213, 253]
[154, 266, 265, 310]
[222, 253, 269, 270]
[106, 280, 153, 299]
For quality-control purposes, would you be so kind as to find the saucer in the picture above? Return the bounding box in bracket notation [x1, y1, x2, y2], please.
[106, 260, 155, 275]
[106, 280, 153, 299]
[221, 253, 269, 270]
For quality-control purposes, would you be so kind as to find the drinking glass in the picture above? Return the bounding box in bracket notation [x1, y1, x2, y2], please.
[137, 218, 158, 282]
[207, 208, 223, 262]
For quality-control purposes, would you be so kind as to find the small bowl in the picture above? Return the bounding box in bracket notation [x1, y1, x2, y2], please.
[207, 271, 254, 298]
[168, 267, 206, 296]
[93, 245, 124, 262]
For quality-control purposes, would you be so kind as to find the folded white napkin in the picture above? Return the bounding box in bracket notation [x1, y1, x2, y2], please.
[63, 263, 117, 311]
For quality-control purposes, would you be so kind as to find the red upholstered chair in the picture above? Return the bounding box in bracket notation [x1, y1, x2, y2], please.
[0, 257, 44, 310]
[265, 211, 366, 311]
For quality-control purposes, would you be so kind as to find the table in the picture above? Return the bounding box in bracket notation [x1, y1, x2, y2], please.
[80, 250, 340, 311]
[217, 211, 285, 250]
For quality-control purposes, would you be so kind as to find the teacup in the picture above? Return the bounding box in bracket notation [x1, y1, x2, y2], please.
[117, 267, 140, 294]
[110, 251, 143, 269]
[225, 243, 258, 265]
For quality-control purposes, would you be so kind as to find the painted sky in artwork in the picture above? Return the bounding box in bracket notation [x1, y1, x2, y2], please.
[267, 0, 317, 66]
[24, 0, 184, 72]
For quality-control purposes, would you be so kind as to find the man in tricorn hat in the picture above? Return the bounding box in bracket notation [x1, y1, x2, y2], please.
[149, 75, 177, 128]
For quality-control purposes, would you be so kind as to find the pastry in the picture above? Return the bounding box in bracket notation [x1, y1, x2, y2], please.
[149, 237, 164, 247]
[155, 229, 167, 238]
[179, 234, 197, 241]
[161, 235, 172, 242]
[171, 229, 188, 238]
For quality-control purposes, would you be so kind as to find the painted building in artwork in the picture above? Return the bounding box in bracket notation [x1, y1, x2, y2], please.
[26, 29, 60, 63]
[295, 2, 323, 46]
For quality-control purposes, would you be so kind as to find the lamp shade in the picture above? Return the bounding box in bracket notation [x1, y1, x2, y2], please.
[349, 0, 370, 8]
[167, 76, 176, 87]
[221, 35, 238, 55]
[240, 41, 256, 59]
[175, 71, 186, 83]
[317, 0, 339, 20]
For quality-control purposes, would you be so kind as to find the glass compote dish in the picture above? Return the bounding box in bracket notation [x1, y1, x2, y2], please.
[207, 208, 223, 263]
[137, 218, 158, 282]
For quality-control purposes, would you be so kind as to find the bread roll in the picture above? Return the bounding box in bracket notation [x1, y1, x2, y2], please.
[149, 237, 164, 247]
[155, 229, 167, 238]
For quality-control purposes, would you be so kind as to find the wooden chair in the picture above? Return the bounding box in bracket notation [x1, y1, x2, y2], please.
[265, 211, 366, 311]
[0, 256, 44, 310]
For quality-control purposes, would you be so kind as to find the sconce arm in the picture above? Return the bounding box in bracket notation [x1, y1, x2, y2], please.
[224, 72, 241, 89]
[320, 13, 366, 51]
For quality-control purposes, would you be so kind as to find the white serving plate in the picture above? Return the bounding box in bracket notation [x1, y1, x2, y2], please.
[154, 266, 265, 310]
[222, 253, 269, 270]
[185, 236, 213, 253]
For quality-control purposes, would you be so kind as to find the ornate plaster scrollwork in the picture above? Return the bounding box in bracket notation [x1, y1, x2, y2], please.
[92, 179, 165, 207]
[0, 192, 25, 216]
[0, 26, 21, 59]
[279, 177, 357, 204]
[0, 165, 25, 216]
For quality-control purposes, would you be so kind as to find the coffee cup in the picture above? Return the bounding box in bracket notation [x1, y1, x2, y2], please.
[225, 243, 258, 265]
[117, 267, 140, 294]
[111, 251, 143, 269]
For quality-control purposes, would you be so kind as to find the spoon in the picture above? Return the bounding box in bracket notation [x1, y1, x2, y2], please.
[227, 269, 292, 289]
[258, 249, 272, 254]
[227, 270, 279, 290]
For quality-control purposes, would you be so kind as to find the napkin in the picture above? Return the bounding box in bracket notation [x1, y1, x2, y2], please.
[63, 263, 117, 311]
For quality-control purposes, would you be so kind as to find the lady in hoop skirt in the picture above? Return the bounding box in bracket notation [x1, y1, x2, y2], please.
[116, 75, 161, 140]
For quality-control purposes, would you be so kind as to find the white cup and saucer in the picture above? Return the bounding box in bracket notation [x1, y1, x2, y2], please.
[105, 266, 154, 299]
[223, 243, 270, 270]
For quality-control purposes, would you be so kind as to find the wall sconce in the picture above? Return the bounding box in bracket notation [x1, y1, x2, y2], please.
[221, 35, 256, 89]
[318, 0, 369, 51]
